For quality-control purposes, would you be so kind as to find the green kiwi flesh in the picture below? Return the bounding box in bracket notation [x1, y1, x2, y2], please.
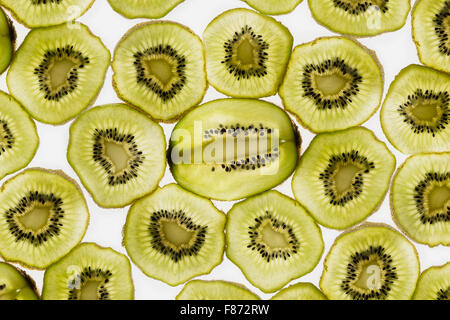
[0, 262, 39, 300]
[243, 0, 303, 15]
[271, 283, 327, 300]
[107, 0, 184, 19]
[0, 8, 14, 74]
[176, 280, 260, 300]
[413, 263, 450, 300]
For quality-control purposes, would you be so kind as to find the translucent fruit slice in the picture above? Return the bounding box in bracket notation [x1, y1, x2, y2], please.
[107, 0, 184, 19]
[0, 8, 14, 74]
[242, 0, 303, 15]
[123, 184, 226, 286]
[413, 263, 450, 300]
[292, 127, 395, 229]
[271, 283, 327, 300]
[226, 190, 324, 293]
[203, 8, 293, 98]
[0, 262, 39, 300]
[176, 280, 260, 300]
[280, 37, 383, 133]
[380, 65, 450, 154]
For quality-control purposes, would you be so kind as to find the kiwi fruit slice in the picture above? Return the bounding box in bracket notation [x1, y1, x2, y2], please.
[412, 0, 450, 74]
[226, 190, 323, 293]
[271, 283, 327, 300]
[279, 37, 383, 133]
[176, 280, 260, 300]
[107, 0, 184, 19]
[242, 0, 303, 15]
[0, 168, 89, 269]
[413, 263, 450, 300]
[203, 8, 293, 98]
[0, 262, 39, 300]
[320, 223, 420, 300]
[123, 184, 226, 286]
[292, 127, 395, 229]
[42, 243, 134, 300]
[309, 0, 411, 36]
[112, 21, 207, 122]
[169, 98, 300, 201]
[0, 91, 39, 181]
[391, 153, 450, 247]
[0, 0, 95, 28]
[380, 65, 450, 154]
[7, 23, 110, 125]
[68, 104, 166, 208]
[0, 8, 14, 74]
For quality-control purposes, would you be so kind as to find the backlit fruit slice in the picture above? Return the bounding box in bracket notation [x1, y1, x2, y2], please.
[309, 0, 411, 36]
[0, 8, 14, 74]
[113, 21, 207, 122]
[413, 263, 450, 300]
[271, 283, 327, 300]
[203, 8, 293, 98]
[226, 190, 324, 293]
[107, 0, 184, 19]
[176, 280, 260, 300]
[67, 104, 166, 208]
[292, 127, 395, 229]
[0, 91, 39, 181]
[280, 37, 383, 133]
[169, 98, 300, 201]
[0, 169, 89, 269]
[391, 153, 450, 247]
[42, 243, 134, 300]
[0, 262, 39, 300]
[242, 0, 303, 15]
[380, 65, 450, 154]
[124, 184, 226, 286]
[412, 0, 450, 74]
[7, 23, 110, 125]
[320, 224, 420, 300]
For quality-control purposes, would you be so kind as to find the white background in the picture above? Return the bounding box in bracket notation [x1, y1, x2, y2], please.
[0, 0, 449, 300]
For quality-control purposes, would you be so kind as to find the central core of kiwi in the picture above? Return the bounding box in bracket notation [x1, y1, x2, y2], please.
[410, 100, 442, 123]
[354, 261, 383, 291]
[333, 163, 364, 195]
[68, 267, 112, 300]
[48, 58, 77, 91]
[259, 221, 290, 249]
[79, 281, 101, 300]
[18, 204, 52, 232]
[160, 219, 195, 247]
[233, 37, 258, 68]
[426, 184, 450, 212]
[415, 172, 450, 223]
[103, 140, 130, 174]
[313, 71, 352, 97]
[143, 57, 176, 87]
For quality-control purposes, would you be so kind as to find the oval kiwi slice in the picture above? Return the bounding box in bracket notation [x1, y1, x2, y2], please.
[7, 23, 110, 125]
[176, 280, 260, 300]
[42, 243, 134, 300]
[226, 190, 324, 293]
[108, 0, 184, 19]
[242, 0, 303, 15]
[0, 169, 89, 269]
[380, 65, 450, 154]
[279, 37, 383, 133]
[123, 184, 226, 286]
[203, 8, 293, 98]
[391, 153, 450, 247]
[320, 224, 420, 300]
[169, 98, 300, 201]
[271, 283, 327, 300]
[0, 262, 39, 300]
[0, 8, 14, 74]
[292, 127, 395, 229]
[68, 104, 166, 208]
[413, 263, 450, 300]
[112, 21, 207, 122]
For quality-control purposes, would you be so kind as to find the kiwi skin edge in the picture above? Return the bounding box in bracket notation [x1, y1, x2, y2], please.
[0, 7, 16, 75]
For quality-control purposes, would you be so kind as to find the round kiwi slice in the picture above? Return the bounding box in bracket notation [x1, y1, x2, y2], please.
[112, 21, 207, 122]
[279, 37, 383, 133]
[380, 65, 450, 154]
[107, 0, 184, 19]
[0, 169, 89, 269]
[123, 184, 226, 286]
[176, 280, 260, 300]
[42, 243, 134, 300]
[391, 153, 450, 247]
[309, 0, 411, 36]
[292, 127, 395, 229]
[320, 223, 420, 300]
[0, 8, 14, 74]
[412, 0, 450, 74]
[67, 104, 166, 208]
[242, 0, 303, 15]
[226, 190, 324, 293]
[7, 23, 110, 125]
[271, 283, 327, 300]
[203, 8, 293, 98]
[0, 262, 39, 300]
[413, 263, 450, 300]
[0, 91, 39, 181]
[169, 98, 300, 201]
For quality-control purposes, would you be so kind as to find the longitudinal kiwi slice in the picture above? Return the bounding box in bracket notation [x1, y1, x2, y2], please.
[242, 0, 303, 15]
[271, 283, 327, 300]
[68, 104, 166, 208]
[413, 263, 450, 300]
[123, 184, 226, 286]
[176, 280, 260, 300]
[113, 21, 207, 122]
[0, 8, 14, 74]
[391, 153, 450, 247]
[309, 0, 411, 36]
[7, 23, 110, 125]
[169, 98, 299, 201]
[279, 37, 383, 133]
[203, 8, 293, 98]
[227, 190, 323, 293]
[107, 0, 184, 19]
[0, 262, 39, 300]
[412, 0, 450, 74]
[292, 127, 395, 229]
[42, 243, 134, 300]
[320, 224, 420, 300]
[380, 65, 450, 154]
[0, 169, 89, 269]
